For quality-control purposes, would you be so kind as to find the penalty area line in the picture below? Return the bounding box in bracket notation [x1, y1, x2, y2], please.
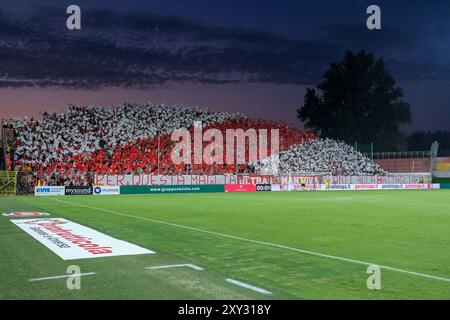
[226, 278, 272, 295]
[54, 199, 450, 283]
[29, 272, 96, 282]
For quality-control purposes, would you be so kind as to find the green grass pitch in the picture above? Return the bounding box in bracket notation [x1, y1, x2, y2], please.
[0, 190, 449, 299]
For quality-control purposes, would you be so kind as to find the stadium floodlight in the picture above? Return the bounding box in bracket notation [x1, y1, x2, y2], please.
[157, 128, 161, 176]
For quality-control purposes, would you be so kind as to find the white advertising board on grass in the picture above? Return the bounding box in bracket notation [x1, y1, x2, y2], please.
[11, 218, 154, 260]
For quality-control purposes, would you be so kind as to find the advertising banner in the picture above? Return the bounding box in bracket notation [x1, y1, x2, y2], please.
[403, 183, 429, 190]
[328, 184, 352, 190]
[65, 186, 93, 196]
[224, 184, 257, 192]
[93, 186, 120, 196]
[278, 176, 322, 185]
[34, 186, 65, 196]
[271, 184, 281, 191]
[379, 184, 404, 190]
[11, 218, 154, 260]
[353, 184, 379, 190]
[121, 184, 225, 195]
[256, 184, 272, 192]
[279, 184, 325, 191]
[3, 212, 50, 217]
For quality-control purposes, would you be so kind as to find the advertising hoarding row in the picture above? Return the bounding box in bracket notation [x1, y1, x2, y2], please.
[34, 183, 440, 196]
[270, 183, 437, 191]
[224, 184, 256, 192]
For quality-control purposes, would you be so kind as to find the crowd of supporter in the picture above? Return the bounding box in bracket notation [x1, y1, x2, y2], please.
[253, 138, 386, 176]
[4, 103, 387, 186]
[9, 103, 242, 172]
[6, 103, 315, 185]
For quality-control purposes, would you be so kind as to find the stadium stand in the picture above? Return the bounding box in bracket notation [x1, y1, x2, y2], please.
[254, 138, 386, 176]
[374, 152, 432, 173]
[4, 103, 388, 185]
[9, 104, 241, 173]
[435, 157, 450, 172]
[374, 158, 431, 173]
[6, 104, 312, 183]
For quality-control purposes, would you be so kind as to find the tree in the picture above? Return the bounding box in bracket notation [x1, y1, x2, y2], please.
[297, 50, 411, 151]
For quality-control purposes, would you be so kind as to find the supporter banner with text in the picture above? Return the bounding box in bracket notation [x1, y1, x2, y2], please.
[96, 174, 431, 187]
[328, 175, 431, 185]
[96, 174, 238, 186]
[239, 175, 321, 185]
[96, 174, 327, 186]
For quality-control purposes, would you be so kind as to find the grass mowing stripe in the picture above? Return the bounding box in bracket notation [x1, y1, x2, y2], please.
[226, 278, 272, 295]
[29, 272, 96, 282]
[54, 199, 450, 283]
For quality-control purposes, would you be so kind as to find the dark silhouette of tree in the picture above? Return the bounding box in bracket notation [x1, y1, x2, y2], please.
[407, 131, 450, 151]
[297, 50, 411, 151]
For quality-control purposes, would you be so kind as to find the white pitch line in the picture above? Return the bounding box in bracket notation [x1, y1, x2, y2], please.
[29, 272, 96, 282]
[226, 278, 272, 295]
[146, 264, 204, 271]
[54, 199, 450, 283]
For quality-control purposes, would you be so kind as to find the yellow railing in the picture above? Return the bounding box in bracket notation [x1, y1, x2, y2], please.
[0, 171, 17, 196]
[435, 163, 450, 172]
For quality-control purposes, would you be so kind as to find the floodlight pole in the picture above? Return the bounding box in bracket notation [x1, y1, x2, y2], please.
[157, 130, 160, 176]
[1, 120, 7, 171]
[371, 142, 374, 160]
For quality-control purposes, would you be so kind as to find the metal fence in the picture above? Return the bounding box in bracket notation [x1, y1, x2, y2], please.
[371, 150, 431, 160]
[437, 149, 450, 157]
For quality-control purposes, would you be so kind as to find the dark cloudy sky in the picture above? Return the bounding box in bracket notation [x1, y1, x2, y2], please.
[0, 0, 449, 132]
